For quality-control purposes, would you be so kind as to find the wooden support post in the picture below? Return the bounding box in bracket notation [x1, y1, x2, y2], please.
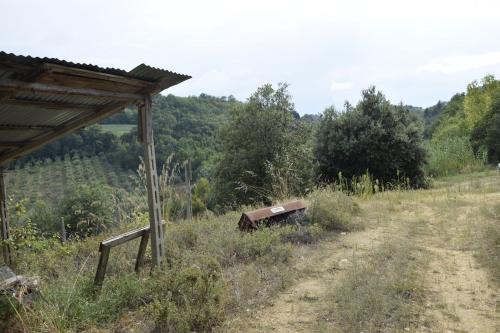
[185, 160, 193, 221]
[94, 245, 111, 287]
[0, 168, 11, 265]
[135, 232, 150, 273]
[60, 217, 67, 244]
[138, 95, 164, 267]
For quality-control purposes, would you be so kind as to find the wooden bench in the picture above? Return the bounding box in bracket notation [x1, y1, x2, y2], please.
[94, 221, 165, 287]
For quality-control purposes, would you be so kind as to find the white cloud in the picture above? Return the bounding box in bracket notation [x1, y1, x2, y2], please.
[331, 80, 353, 92]
[417, 52, 500, 74]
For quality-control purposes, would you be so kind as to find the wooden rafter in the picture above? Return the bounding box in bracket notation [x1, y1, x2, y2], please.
[45, 63, 153, 88]
[0, 124, 56, 130]
[0, 79, 144, 101]
[2, 97, 100, 113]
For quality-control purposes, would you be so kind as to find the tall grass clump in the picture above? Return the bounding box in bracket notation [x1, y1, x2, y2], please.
[307, 187, 362, 231]
[426, 136, 487, 177]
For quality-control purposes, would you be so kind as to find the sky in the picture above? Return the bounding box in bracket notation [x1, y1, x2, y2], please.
[2, 0, 500, 115]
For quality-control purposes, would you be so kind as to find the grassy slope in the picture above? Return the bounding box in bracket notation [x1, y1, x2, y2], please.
[2, 171, 499, 332]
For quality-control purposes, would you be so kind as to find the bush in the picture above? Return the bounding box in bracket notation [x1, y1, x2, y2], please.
[307, 188, 361, 231]
[314, 87, 427, 188]
[152, 258, 226, 332]
[61, 182, 115, 237]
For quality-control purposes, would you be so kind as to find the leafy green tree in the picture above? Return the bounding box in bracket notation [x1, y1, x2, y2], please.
[314, 86, 426, 187]
[213, 83, 313, 208]
[470, 90, 500, 163]
[464, 75, 500, 129]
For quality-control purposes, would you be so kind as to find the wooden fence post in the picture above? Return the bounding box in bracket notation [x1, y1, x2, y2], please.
[0, 168, 11, 265]
[60, 217, 67, 244]
[138, 95, 164, 267]
[185, 160, 192, 221]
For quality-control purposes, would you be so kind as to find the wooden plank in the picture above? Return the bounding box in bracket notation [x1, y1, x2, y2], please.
[0, 124, 56, 130]
[2, 97, 100, 113]
[38, 73, 145, 94]
[0, 142, 27, 148]
[0, 79, 143, 101]
[44, 63, 153, 88]
[101, 226, 149, 248]
[135, 232, 150, 272]
[140, 96, 164, 267]
[0, 169, 11, 265]
[94, 246, 110, 287]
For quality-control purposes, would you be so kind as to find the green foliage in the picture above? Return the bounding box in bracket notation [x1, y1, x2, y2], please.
[464, 75, 500, 129]
[426, 136, 487, 176]
[152, 259, 226, 333]
[315, 87, 427, 188]
[470, 89, 500, 163]
[430, 75, 500, 167]
[61, 182, 115, 237]
[306, 187, 361, 231]
[213, 83, 314, 208]
[192, 177, 210, 215]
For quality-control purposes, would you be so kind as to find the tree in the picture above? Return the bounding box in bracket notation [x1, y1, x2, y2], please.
[314, 86, 427, 188]
[213, 83, 313, 208]
[61, 182, 115, 237]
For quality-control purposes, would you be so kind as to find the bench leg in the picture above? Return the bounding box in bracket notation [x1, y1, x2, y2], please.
[135, 232, 150, 273]
[94, 246, 110, 287]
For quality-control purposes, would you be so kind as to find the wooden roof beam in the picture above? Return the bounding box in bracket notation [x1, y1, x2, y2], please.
[0, 79, 144, 101]
[0, 124, 56, 130]
[2, 97, 100, 113]
[44, 63, 153, 88]
[0, 142, 27, 148]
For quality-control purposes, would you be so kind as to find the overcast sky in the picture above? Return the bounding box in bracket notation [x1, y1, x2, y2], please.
[2, 0, 500, 114]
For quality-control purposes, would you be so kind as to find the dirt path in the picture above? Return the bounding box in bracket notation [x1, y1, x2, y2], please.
[228, 174, 500, 332]
[233, 226, 385, 332]
[419, 199, 500, 332]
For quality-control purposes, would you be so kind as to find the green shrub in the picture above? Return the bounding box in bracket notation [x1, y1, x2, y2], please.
[307, 188, 361, 231]
[152, 258, 226, 332]
[61, 182, 115, 237]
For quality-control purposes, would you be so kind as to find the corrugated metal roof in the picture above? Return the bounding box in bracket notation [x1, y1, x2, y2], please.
[0, 51, 191, 165]
[0, 51, 191, 84]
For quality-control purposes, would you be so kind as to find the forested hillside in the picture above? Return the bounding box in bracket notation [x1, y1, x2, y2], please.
[8, 75, 500, 214]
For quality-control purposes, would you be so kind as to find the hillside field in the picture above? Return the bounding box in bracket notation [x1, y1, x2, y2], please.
[5, 155, 135, 205]
[1, 170, 499, 332]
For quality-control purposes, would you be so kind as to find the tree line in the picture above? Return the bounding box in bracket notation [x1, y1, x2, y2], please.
[12, 75, 500, 213]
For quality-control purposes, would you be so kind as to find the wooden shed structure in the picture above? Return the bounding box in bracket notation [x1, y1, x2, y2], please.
[0, 51, 190, 266]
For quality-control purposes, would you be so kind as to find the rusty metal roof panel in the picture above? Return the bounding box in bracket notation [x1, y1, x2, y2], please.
[238, 200, 307, 231]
